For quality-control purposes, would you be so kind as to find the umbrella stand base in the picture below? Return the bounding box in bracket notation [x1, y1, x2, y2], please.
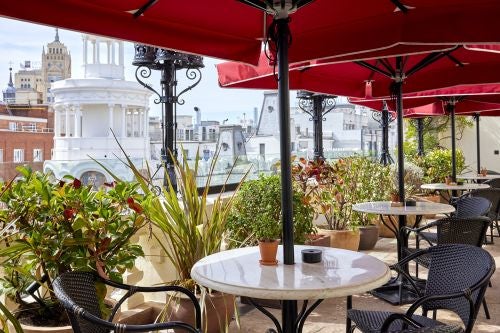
[370, 283, 419, 305]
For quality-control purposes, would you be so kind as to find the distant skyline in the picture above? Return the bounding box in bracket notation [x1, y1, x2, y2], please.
[0, 17, 270, 124]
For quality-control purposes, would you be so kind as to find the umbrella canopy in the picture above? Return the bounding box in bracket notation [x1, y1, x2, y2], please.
[2, 1, 500, 65]
[218, 45, 500, 97]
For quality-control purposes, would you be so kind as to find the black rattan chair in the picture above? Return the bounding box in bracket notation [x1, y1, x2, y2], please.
[469, 188, 500, 243]
[418, 197, 491, 245]
[484, 178, 500, 189]
[346, 244, 495, 333]
[53, 271, 201, 333]
[380, 314, 464, 332]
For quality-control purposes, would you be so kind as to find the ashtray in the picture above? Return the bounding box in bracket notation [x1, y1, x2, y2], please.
[405, 199, 416, 207]
[457, 181, 464, 185]
[301, 249, 322, 263]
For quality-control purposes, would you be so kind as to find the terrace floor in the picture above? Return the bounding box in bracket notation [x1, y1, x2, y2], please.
[228, 225, 500, 332]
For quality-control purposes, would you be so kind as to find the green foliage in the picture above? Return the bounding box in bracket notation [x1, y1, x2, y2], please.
[226, 173, 315, 246]
[108, 146, 249, 291]
[389, 161, 424, 198]
[331, 156, 391, 228]
[0, 166, 147, 309]
[404, 116, 473, 156]
[411, 149, 466, 185]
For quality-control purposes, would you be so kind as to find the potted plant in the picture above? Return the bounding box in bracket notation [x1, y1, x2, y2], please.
[0, 166, 148, 332]
[292, 158, 361, 251]
[226, 173, 315, 262]
[111, 147, 248, 333]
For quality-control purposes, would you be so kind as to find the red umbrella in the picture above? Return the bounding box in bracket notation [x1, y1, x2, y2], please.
[2, 1, 500, 65]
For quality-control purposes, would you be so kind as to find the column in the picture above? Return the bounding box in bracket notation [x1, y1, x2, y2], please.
[111, 42, 116, 65]
[64, 105, 70, 137]
[54, 106, 60, 137]
[121, 104, 127, 138]
[119, 42, 124, 66]
[139, 109, 144, 137]
[96, 39, 100, 64]
[82, 37, 87, 65]
[107, 41, 111, 64]
[108, 103, 114, 137]
[74, 104, 81, 138]
[92, 40, 96, 64]
[130, 109, 136, 137]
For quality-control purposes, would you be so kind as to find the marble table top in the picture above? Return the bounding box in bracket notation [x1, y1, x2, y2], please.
[458, 174, 500, 180]
[352, 201, 455, 216]
[421, 183, 490, 191]
[191, 245, 390, 300]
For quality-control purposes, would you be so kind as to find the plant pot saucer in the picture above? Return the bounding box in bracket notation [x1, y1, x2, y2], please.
[259, 259, 278, 266]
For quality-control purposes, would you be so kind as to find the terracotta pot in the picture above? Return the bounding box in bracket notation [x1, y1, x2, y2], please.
[390, 193, 399, 202]
[358, 225, 379, 250]
[317, 228, 360, 251]
[168, 292, 235, 333]
[304, 234, 330, 247]
[258, 239, 279, 265]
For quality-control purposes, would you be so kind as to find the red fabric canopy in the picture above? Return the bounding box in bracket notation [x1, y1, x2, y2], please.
[218, 45, 500, 97]
[2, 1, 500, 64]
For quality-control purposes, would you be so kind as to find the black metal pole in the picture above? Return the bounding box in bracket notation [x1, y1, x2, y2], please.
[417, 118, 424, 156]
[474, 113, 481, 174]
[447, 102, 457, 181]
[162, 63, 177, 189]
[312, 95, 324, 160]
[395, 57, 406, 262]
[276, 17, 297, 333]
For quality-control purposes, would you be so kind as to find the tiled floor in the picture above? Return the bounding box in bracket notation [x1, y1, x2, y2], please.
[229, 228, 500, 332]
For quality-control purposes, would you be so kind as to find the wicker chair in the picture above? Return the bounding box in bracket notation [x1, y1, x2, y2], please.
[469, 188, 500, 243]
[484, 178, 500, 189]
[418, 197, 491, 246]
[346, 244, 495, 333]
[380, 314, 464, 332]
[53, 271, 201, 333]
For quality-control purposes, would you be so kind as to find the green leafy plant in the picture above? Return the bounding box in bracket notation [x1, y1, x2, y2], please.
[0, 166, 148, 324]
[226, 173, 315, 247]
[412, 148, 466, 186]
[388, 161, 424, 199]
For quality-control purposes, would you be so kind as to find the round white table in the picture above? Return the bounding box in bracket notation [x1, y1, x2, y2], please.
[352, 201, 455, 305]
[191, 245, 390, 333]
[421, 183, 490, 191]
[458, 174, 500, 181]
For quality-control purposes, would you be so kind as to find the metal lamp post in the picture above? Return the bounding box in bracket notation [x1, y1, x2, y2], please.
[371, 101, 396, 165]
[297, 91, 336, 161]
[133, 45, 204, 189]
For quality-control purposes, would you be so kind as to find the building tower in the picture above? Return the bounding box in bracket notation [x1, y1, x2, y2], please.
[44, 35, 151, 187]
[2, 67, 16, 103]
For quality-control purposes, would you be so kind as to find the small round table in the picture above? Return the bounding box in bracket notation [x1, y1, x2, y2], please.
[191, 245, 390, 333]
[421, 183, 490, 202]
[352, 201, 455, 305]
[458, 174, 500, 181]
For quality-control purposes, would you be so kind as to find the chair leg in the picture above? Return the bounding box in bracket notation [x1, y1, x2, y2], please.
[432, 310, 437, 320]
[482, 299, 491, 320]
[346, 295, 352, 333]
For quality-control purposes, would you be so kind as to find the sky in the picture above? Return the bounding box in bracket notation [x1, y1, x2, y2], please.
[0, 17, 271, 124]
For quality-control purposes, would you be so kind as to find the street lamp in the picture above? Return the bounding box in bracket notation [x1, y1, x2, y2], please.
[296, 91, 336, 161]
[133, 45, 204, 189]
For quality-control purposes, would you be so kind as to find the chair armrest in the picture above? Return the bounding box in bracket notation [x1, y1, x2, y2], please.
[380, 313, 423, 333]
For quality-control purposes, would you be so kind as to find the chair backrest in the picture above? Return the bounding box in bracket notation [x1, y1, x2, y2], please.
[435, 216, 490, 247]
[422, 244, 495, 332]
[486, 169, 500, 175]
[484, 178, 500, 189]
[453, 196, 491, 218]
[53, 272, 107, 333]
[469, 188, 500, 220]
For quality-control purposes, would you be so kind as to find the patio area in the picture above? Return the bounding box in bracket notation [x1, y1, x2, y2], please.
[231, 230, 500, 332]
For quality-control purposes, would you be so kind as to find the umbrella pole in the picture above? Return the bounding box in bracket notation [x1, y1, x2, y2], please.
[447, 102, 457, 181]
[474, 113, 481, 174]
[276, 17, 297, 333]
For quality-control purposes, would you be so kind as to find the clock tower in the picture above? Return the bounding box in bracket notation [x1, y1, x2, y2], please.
[41, 28, 71, 102]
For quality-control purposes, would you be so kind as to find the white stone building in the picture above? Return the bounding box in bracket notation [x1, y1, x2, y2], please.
[44, 35, 151, 186]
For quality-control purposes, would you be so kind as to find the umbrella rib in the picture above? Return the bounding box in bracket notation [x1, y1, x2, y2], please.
[390, 0, 409, 13]
[445, 53, 465, 67]
[354, 60, 393, 79]
[406, 45, 461, 77]
[133, 0, 159, 18]
[379, 58, 396, 76]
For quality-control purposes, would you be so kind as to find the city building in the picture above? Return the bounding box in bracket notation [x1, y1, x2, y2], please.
[44, 35, 151, 187]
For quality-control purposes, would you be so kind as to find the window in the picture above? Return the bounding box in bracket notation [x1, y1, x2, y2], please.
[33, 149, 43, 162]
[13, 149, 24, 163]
[0, 149, 3, 162]
[9, 122, 17, 131]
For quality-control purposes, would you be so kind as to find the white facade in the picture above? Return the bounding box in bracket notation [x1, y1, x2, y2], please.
[44, 35, 151, 184]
